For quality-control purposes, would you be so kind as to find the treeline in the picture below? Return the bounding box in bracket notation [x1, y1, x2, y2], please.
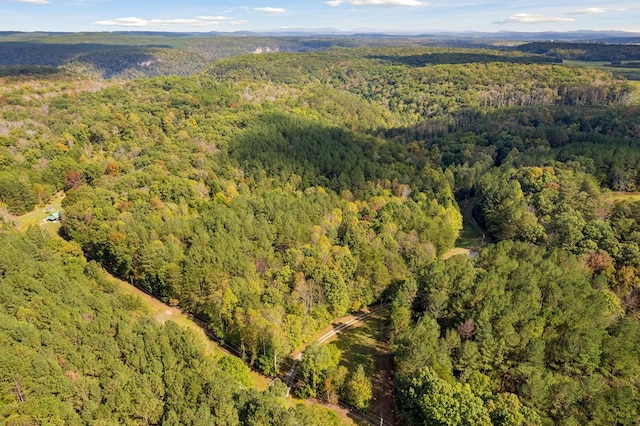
[517, 42, 640, 61]
[404, 105, 640, 195]
[384, 101, 640, 425]
[0, 42, 210, 79]
[206, 47, 632, 121]
[0, 229, 343, 425]
[0, 33, 528, 80]
[475, 163, 640, 310]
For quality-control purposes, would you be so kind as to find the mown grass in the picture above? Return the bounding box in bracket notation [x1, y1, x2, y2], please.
[14, 191, 64, 230]
[443, 247, 471, 260]
[454, 198, 484, 249]
[326, 307, 394, 422]
[328, 313, 385, 372]
[456, 218, 483, 248]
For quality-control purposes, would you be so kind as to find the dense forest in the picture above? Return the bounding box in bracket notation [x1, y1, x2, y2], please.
[0, 230, 343, 425]
[517, 42, 640, 62]
[1, 39, 640, 425]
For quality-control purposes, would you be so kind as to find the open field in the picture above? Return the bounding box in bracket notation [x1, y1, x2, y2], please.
[12, 191, 64, 230]
[564, 60, 640, 73]
[443, 198, 485, 259]
[323, 306, 394, 424]
[563, 60, 640, 89]
[443, 247, 471, 260]
[601, 191, 640, 204]
[456, 198, 485, 248]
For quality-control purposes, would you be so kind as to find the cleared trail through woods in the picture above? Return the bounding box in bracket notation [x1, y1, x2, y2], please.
[285, 305, 389, 392]
[443, 197, 489, 259]
[285, 304, 393, 426]
[290, 304, 389, 360]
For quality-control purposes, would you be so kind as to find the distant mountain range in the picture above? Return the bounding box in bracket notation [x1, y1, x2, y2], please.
[1, 29, 640, 43]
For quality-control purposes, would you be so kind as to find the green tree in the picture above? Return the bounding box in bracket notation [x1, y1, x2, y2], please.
[397, 367, 492, 426]
[0, 172, 37, 215]
[344, 364, 373, 409]
[297, 343, 341, 399]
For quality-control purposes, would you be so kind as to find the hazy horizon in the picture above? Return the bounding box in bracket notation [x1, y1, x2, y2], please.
[1, 0, 638, 34]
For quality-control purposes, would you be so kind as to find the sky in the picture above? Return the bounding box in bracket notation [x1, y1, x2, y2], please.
[1, 0, 639, 34]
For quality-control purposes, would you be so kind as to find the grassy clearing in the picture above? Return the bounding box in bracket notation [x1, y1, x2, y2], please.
[14, 191, 64, 230]
[455, 221, 482, 249]
[601, 191, 640, 204]
[563, 60, 640, 73]
[326, 312, 382, 371]
[443, 247, 471, 260]
[442, 198, 484, 259]
[326, 307, 394, 423]
[456, 198, 484, 248]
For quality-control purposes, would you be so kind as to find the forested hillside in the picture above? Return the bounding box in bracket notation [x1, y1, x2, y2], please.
[1, 44, 639, 424]
[0, 32, 500, 79]
[518, 42, 640, 62]
[0, 229, 342, 425]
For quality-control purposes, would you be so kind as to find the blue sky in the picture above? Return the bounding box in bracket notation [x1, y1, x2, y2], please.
[1, 0, 638, 33]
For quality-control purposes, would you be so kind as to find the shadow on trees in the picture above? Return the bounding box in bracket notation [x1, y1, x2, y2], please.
[227, 113, 379, 194]
[368, 52, 558, 67]
[517, 42, 640, 61]
[0, 41, 171, 65]
[228, 112, 454, 200]
[0, 42, 179, 78]
[0, 65, 60, 77]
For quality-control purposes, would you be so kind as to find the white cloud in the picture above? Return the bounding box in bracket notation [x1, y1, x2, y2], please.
[571, 7, 607, 14]
[196, 16, 233, 20]
[495, 13, 575, 24]
[326, 0, 425, 6]
[96, 17, 147, 27]
[253, 7, 287, 13]
[95, 15, 241, 28]
[14, 0, 50, 4]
